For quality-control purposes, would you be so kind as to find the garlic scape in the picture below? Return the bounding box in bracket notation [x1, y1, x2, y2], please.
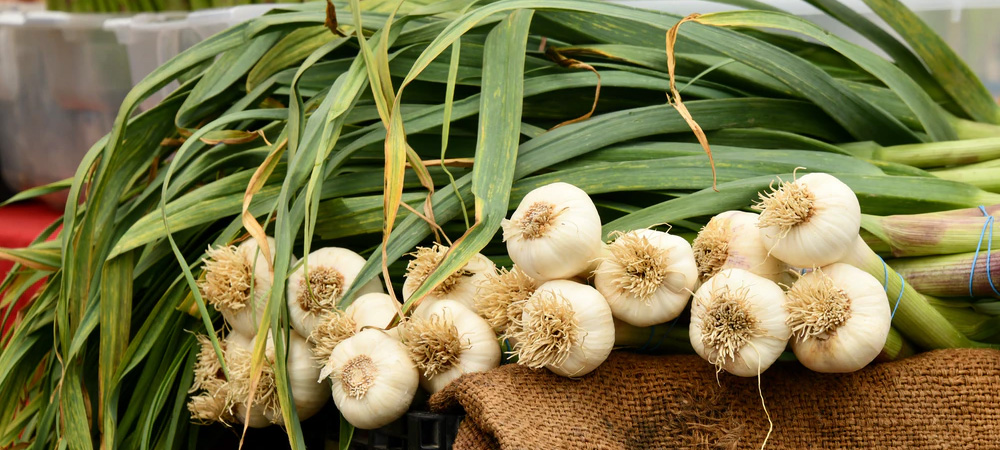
[198, 236, 278, 337]
[511, 279, 615, 377]
[689, 269, 790, 377]
[310, 292, 400, 365]
[288, 247, 384, 337]
[754, 173, 861, 268]
[693, 211, 788, 284]
[474, 265, 538, 335]
[321, 329, 419, 430]
[594, 229, 697, 327]
[401, 299, 501, 393]
[786, 263, 890, 373]
[403, 244, 496, 312]
[502, 182, 603, 281]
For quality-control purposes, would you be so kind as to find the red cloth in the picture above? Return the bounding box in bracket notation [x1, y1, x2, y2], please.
[0, 201, 62, 338]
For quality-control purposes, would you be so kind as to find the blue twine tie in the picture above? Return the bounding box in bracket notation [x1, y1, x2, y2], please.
[969, 206, 1000, 297]
[877, 254, 905, 321]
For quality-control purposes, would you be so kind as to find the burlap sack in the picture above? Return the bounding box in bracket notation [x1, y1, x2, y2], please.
[430, 349, 1000, 449]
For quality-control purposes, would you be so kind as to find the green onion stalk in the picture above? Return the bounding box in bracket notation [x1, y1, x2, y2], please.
[932, 160, 1000, 193]
[839, 137, 1000, 168]
[861, 207, 1000, 257]
[887, 250, 1000, 298]
[839, 237, 998, 350]
[929, 303, 1000, 343]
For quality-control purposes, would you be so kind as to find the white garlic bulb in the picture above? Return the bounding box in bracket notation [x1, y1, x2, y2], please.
[689, 269, 790, 377]
[310, 292, 401, 365]
[755, 173, 861, 268]
[511, 279, 615, 377]
[693, 211, 788, 284]
[223, 332, 276, 428]
[594, 229, 698, 327]
[502, 182, 603, 281]
[287, 247, 384, 337]
[474, 265, 539, 335]
[786, 263, 890, 373]
[199, 236, 278, 337]
[262, 332, 330, 423]
[322, 329, 419, 430]
[402, 244, 496, 312]
[400, 299, 501, 394]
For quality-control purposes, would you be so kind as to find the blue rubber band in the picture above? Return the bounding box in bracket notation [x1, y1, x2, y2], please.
[648, 317, 680, 352]
[969, 206, 1000, 297]
[890, 273, 905, 321]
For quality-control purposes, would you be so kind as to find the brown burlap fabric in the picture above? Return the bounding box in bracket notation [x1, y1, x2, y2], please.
[430, 349, 1000, 449]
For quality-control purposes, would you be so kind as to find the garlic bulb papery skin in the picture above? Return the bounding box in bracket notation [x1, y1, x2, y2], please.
[594, 229, 698, 327]
[511, 279, 615, 377]
[755, 173, 861, 268]
[199, 236, 278, 337]
[287, 247, 384, 338]
[310, 292, 401, 365]
[689, 269, 790, 377]
[258, 332, 330, 424]
[401, 299, 501, 394]
[693, 211, 788, 284]
[402, 244, 496, 312]
[501, 182, 602, 281]
[474, 265, 539, 335]
[322, 329, 419, 430]
[786, 263, 890, 373]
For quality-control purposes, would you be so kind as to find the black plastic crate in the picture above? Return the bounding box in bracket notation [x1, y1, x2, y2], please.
[348, 411, 463, 450]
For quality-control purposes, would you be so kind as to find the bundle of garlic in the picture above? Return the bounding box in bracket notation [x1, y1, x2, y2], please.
[287, 247, 384, 337]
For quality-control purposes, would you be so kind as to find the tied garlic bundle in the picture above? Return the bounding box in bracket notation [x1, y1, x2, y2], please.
[310, 292, 400, 365]
[403, 244, 496, 312]
[594, 229, 697, 326]
[198, 237, 277, 337]
[693, 211, 788, 283]
[502, 182, 602, 281]
[755, 173, 861, 267]
[287, 247, 384, 337]
[786, 264, 891, 373]
[401, 300, 500, 393]
[689, 269, 790, 377]
[474, 265, 538, 335]
[321, 329, 419, 430]
[511, 280, 615, 377]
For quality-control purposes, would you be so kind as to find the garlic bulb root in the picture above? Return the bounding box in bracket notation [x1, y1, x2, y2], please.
[474, 265, 538, 334]
[603, 231, 675, 300]
[786, 269, 852, 339]
[399, 314, 469, 379]
[403, 244, 496, 311]
[755, 180, 816, 235]
[310, 310, 358, 366]
[188, 333, 233, 424]
[692, 218, 731, 281]
[224, 339, 280, 422]
[198, 237, 276, 337]
[511, 290, 579, 369]
[699, 285, 764, 367]
[693, 211, 787, 284]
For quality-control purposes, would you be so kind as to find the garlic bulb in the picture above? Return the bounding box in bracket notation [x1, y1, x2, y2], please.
[223, 333, 276, 428]
[188, 333, 234, 424]
[199, 236, 278, 337]
[474, 265, 538, 335]
[262, 332, 330, 423]
[321, 329, 419, 430]
[402, 244, 496, 312]
[755, 173, 861, 268]
[594, 229, 698, 327]
[310, 292, 400, 364]
[511, 279, 615, 377]
[786, 263, 890, 373]
[287, 247, 384, 337]
[502, 182, 602, 281]
[689, 269, 790, 377]
[693, 211, 788, 283]
[400, 299, 501, 393]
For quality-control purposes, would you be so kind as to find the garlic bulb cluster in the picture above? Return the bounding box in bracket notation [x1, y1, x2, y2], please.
[692, 211, 787, 283]
[754, 173, 861, 267]
[594, 229, 697, 327]
[689, 269, 790, 377]
[288, 247, 384, 337]
[198, 236, 277, 337]
[403, 244, 496, 312]
[322, 329, 419, 430]
[311, 292, 401, 365]
[474, 265, 538, 335]
[401, 300, 500, 393]
[510, 280, 615, 377]
[502, 182, 603, 281]
[785, 263, 890, 373]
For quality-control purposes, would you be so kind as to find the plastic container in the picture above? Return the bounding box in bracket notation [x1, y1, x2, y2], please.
[610, 0, 1000, 95]
[346, 411, 464, 450]
[0, 11, 130, 207]
[104, 4, 278, 111]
